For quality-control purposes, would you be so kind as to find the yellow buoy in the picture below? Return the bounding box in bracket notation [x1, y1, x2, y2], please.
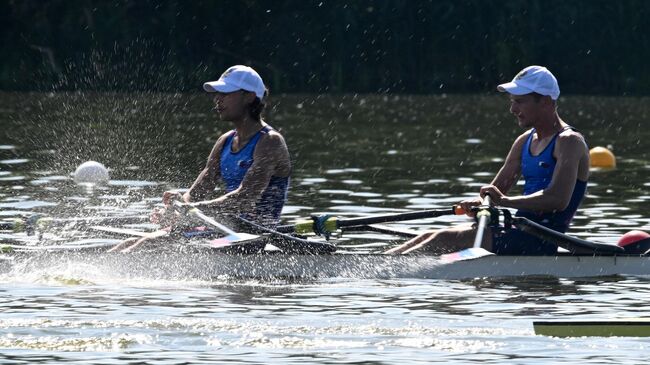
[589, 146, 616, 168]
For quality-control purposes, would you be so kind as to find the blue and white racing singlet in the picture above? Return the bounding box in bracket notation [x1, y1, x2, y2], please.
[220, 125, 289, 226]
[517, 126, 587, 232]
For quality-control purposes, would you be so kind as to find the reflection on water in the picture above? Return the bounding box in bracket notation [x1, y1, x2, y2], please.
[2, 278, 650, 363]
[0, 92, 650, 363]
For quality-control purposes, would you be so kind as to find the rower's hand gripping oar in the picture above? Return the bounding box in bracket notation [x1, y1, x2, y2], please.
[440, 195, 496, 262]
[275, 206, 465, 238]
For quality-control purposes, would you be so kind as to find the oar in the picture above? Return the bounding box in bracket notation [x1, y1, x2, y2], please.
[1, 239, 123, 253]
[341, 224, 421, 237]
[109, 204, 261, 252]
[1, 215, 148, 235]
[440, 195, 495, 262]
[233, 215, 336, 254]
[89, 226, 154, 237]
[182, 206, 260, 243]
[472, 195, 492, 247]
[511, 216, 625, 254]
[177, 207, 338, 254]
[275, 206, 464, 236]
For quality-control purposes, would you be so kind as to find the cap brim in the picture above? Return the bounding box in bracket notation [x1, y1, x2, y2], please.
[203, 81, 240, 93]
[497, 82, 534, 95]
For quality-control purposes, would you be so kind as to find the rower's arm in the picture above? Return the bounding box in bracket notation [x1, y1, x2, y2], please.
[458, 131, 527, 213]
[500, 131, 588, 212]
[194, 131, 290, 213]
[490, 131, 527, 194]
[184, 133, 229, 202]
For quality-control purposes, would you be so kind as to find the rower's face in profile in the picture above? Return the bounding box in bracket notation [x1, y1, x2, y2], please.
[213, 90, 247, 120]
[508, 94, 542, 128]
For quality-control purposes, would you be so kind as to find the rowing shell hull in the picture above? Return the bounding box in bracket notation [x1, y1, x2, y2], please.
[2, 248, 650, 280]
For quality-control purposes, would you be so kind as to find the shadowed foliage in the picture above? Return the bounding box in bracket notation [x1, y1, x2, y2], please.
[1, 0, 648, 95]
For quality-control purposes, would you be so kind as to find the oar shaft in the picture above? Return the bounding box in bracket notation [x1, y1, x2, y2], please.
[2, 216, 148, 234]
[512, 216, 625, 254]
[169, 200, 240, 237]
[187, 208, 238, 236]
[337, 207, 460, 227]
[438, 197, 495, 263]
[472, 195, 492, 248]
[235, 216, 336, 254]
[276, 207, 462, 234]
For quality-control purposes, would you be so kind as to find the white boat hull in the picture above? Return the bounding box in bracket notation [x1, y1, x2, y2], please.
[2, 250, 650, 280]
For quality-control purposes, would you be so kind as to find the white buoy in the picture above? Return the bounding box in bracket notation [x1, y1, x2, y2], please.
[73, 161, 110, 184]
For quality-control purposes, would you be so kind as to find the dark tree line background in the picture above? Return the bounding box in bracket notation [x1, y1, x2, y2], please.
[1, 0, 648, 95]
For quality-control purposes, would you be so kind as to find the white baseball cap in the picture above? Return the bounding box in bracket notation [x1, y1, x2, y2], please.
[203, 65, 266, 100]
[497, 65, 560, 100]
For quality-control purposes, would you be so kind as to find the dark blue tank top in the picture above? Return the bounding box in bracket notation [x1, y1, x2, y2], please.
[220, 125, 289, 226]
[517, 127, 587, 232]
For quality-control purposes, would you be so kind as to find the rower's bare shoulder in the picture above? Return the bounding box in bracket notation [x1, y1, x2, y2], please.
[253, 128, 291, 175]
[554, 130, 589, 165]
[259, 129, 288, 150]
[207, 131, 235, 162]
[216, 130, 235, 144]
[557, 129, 588, 150]
[559, 127, 585, 139]
[264, 128, 286, 140]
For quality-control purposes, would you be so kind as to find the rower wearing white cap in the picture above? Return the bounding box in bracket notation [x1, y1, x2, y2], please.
[387, 65, 590, 255]
[157, 65, 291, 228]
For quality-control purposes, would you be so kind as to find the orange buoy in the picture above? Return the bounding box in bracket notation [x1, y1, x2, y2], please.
[618, 230, 650, 247]
[589, 146, 616, 168]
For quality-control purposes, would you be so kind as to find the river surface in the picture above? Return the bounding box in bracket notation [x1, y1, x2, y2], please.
[0, 92, 649, 363]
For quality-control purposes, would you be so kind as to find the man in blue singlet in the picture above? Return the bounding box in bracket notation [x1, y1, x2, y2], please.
[111, 65, 290, 252]
[386, 65, 590, 255]
[165, 65, 291, 227]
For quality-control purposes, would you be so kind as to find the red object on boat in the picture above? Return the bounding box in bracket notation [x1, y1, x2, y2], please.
[618, 230, 650, 247]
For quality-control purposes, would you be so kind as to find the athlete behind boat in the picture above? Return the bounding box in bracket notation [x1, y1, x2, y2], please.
[385, 65, 590, 255]
[111, 65, 291, 252]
